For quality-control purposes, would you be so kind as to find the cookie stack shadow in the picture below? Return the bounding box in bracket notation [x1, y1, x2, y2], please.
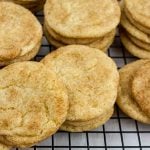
[120, 0, 150, 58]
[44, 0, 120, 52]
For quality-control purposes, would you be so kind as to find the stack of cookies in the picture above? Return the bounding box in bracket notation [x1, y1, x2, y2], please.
[120, 0, 150, 58]
[44, 0, 121, 52]
[0, 61, 68, 148]
[1, 0, 46, 12]
[0, 2, 42, 66]
[117, 60, 150, 124]
[0, 45, 119, 148]
[42, 45, 119, 132]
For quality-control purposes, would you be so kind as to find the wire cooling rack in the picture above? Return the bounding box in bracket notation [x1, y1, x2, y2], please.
[13, 11, 150, 150]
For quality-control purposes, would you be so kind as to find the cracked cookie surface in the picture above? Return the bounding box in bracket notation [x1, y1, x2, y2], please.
[41, 45, 119, 122]
[0, 61, 68, 147]
[44, 0, 120, 38]
[125, 0, 150, 29]
[117, 59, 150, 123]
[132, 61, 150, 117]
[0, 2, 42, 66]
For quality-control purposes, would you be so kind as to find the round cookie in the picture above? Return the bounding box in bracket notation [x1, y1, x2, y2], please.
[44, 21, 98, 45]
[117, 59, 150, 124]
[124, 8, 150, 34]
[45, 21, 115, 47]
[41, 45, 119, 122]
[44, 30, 109, 52]
[60, 108, 114, 132]
[125, 0, 150, 29]
[132, 61, 150, 117]
[127, 33, 150, 51]
[120, 13, 150, 43]
[0, 2, 42, 66]
[44, 0, 120, 38]
[120, 31, 150, 58]
[0, 61, 68, 147]
[44, 25, 115, 52]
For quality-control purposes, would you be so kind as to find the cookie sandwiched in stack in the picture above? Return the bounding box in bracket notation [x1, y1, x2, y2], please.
[0, 2, 42, 66]
[44, 0, 120, 52]
[0, 61, 68, 148]
[117, 60, 150, 123]
[120, 0, 150, 58]
[41, 45, 119, 132]
[0, 0, 46, 12]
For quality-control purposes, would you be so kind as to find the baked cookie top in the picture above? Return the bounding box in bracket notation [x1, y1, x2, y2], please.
[132, 61, 150, 117]
[125, 0, 150, 28]
[0, 2, 42, 61]
[44, 0, 120, 38]
[120, 30, 150, 59]
[0, 61, 68, 147]
[117, 59, 150, 123]
[41, 45, 119, 121]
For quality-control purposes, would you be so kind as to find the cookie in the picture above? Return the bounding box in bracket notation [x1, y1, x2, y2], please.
[120, 1, 150, 57]
[120, 13, 150, 43]
[41, 45, 119, 131]
[0, 2, 42, 66]
[0, 61, 68, 147]
[60, 108, 114, 132]
[127, 33, 150, 51]
[124, 8, 150, 34]
[125, 0, 150, 29]
[44, 25, 115, 52]
[132, 61, 150, 117]
[44, 0, 120, 38]
[117, 59, 150, 124]
[120, 30, 150, 58]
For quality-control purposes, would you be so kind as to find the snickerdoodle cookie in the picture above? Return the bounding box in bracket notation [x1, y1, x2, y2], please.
[120, 0, 150, 58]
[0, 61, 68, 147]
[0, 2, 42, 66]
[117, 59, 150, 124]
[44, 0, 120, 51]
[41, 45, 119, 131]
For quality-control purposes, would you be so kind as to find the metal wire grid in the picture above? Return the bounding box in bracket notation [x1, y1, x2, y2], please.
[13, 11, 150, 150]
